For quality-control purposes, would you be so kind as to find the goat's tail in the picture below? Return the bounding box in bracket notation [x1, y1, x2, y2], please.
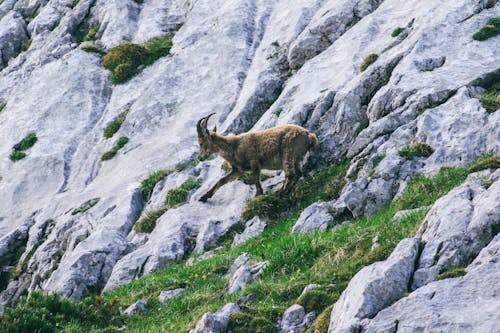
[308, 133, 319, 150]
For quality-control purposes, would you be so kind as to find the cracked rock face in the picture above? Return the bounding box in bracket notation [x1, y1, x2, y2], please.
[227, 260, 268, 294]
[0, 0, 498, 315]
[190, 303, 241, 333]
[327, 173, 500, 333]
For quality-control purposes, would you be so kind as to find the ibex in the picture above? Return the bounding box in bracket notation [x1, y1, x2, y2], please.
[197, 113, 318, 202]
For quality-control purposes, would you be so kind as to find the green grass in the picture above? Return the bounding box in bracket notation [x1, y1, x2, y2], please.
[437, 267, 466, 280]
[134, 207, 169, 233]
[71, 198, 100, 215]
[9, 151, 26, 161]
[165, 178, 202, 207]
[103, 111, 128, 138]
[398, 143, 433, 159]
[135, 178, 202, 233]
[102, 35, 173, 84]
[479, 83, 500, 113]
[0, 103, 5, 112]
[2, 156, 497, 332]
[472, 17, 500, 41]
[75, 24, 101, 43]
[487, 0, 499, 9]
[71, 0, 80, 8]
[141, 170, 170, 201]
[101, 137, 129, 161]
[467, 154, 499, 172]
[81, 45, 107, 55]
[360, 53, 379, 72]
[391, 27, 404, 37]
[10, 133, 38, 161]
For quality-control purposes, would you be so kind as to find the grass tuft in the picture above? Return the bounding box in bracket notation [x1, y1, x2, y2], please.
[437, 267, 466, 280]
[391, 27, 404, 37]
[360, 53, 379, 72]
[296, 289, 334, 313]
[0, 103, 5, 113]
[467, 154, 500, 173]
[81, 45, 106, 55]
[227, 312, 276, 333]
[141, 170, 169, 201]
[104, 111, 128, 139]
[309, 306, 332, 333]
[165, 178, 202, 207]
[472, 17, 500, 41]
[398, 143, 433, 159]
[134, 207, 169, 233]
[101, 137, 129, 161]
[9, 150, 27, 161]
[479, 83, 500, 113]
[102, 35, 173, 84]
[10, 133, 38, 161]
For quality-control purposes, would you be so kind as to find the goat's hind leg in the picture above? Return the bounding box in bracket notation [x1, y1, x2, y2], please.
[279, 158, 301, 196]
[199, 167, 241, 202]
[250, 160, 263, 196]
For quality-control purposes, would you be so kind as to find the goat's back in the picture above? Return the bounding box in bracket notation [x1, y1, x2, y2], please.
[234, 125, 315, 168]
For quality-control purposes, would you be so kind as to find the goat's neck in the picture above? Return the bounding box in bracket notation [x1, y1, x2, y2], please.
[210, 133, 235, 160]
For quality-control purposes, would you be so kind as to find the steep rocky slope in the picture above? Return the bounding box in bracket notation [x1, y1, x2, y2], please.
[0, 0, 499, 331]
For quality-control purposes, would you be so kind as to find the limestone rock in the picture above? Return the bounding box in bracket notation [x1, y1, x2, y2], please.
[279, 304, 316, 333]
[362, 235, 500, 333]
[190, 303, 240, 333]
[227, 261, 268, 294]
[232, 216, 266, 246]
[0, 11, 28, 68]
[328, 238, 420, 333]
[124, 298, 148, 316]
[158, 288, 185, 303]
[292, 202, 333, 233]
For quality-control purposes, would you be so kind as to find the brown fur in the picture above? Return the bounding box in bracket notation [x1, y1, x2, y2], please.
[197, 114, 318, 202]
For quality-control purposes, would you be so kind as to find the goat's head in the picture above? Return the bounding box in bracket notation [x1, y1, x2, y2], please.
[196, 113, 217, 161]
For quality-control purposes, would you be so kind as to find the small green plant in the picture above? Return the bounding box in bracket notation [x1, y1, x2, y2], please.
[10, 133, 38, 161]
[101, 137, 129, 161]
[467, 154, 499, 173]
[141, 170, 169, 201]
[0, 103, 5, 112]
[0, 292, 123, 333]
[71, 198, 100, 215]
[360, 53, 379, 72]
[487, 0, 499, 9]
[391, 27, 404, 37]
[479, 83, 500, 112]
[296, 289, 333, 313]
[398, 143, 433, 159]
[75, 23, 101, 43]
[102, 35, 173, 84]
[242, 194, 287, 221]
[104, 111, 128, 138]
[71, 0, 80, 8]
[273, 108, 283, 117]
[165, 178, 201, 207]
[21, 39, 32, 52]
[133, 0, 144, 4]
[81, 45, 106, 55]
[134, 207, 169, 233]
[227, 312, 276, 333]
[472, 17, 500, 41]
[14, 133, 38, 151]
[309, 306, 332, 333]
[175, 156, 199, 172]
[9, 150, 26, 161]
[437, 267, 466, 280]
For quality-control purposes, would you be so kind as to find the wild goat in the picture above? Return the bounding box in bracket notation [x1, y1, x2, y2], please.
[197, 113, 318, 202]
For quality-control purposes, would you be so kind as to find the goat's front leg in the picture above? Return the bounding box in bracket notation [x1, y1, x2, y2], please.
[199, 167, 241, 202]
[250, 160, 263, 196]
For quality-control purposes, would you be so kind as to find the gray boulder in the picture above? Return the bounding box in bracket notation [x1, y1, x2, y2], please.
[190, 303, 240, 333]
[0, 11, 28, 68]
[227, 261, 269, 294]
[123, 298, 148, 316]
[292, 202, 334, 233]
[328, 238, 420, 333]
[232, 216, 266, 246]
[158, 288, 185, 303]
[279, 304, 316, 333]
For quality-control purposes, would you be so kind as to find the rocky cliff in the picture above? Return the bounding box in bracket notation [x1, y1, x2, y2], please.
[0, 0, 499, 331]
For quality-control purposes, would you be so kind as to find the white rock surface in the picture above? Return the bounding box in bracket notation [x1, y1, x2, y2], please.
[227, 260, 268, 294]
[0, 0, 498, 316]
[158, 288, 185, 303]
[279, 304, 316, 333]
[123, 298, 148, 316]
[190, 302, 240, 333]
[292, 202, 334, 233]
[232, 216, 266, 246]
[362, 234, 500, 333]
[328, 238, 420, 333]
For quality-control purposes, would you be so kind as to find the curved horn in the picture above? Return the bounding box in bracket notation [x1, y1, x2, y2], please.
[201, 113, 216, 130]
[197, 117, 205, 136]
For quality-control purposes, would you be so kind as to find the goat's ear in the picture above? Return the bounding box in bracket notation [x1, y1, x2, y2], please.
[212, 125, 217, 133]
